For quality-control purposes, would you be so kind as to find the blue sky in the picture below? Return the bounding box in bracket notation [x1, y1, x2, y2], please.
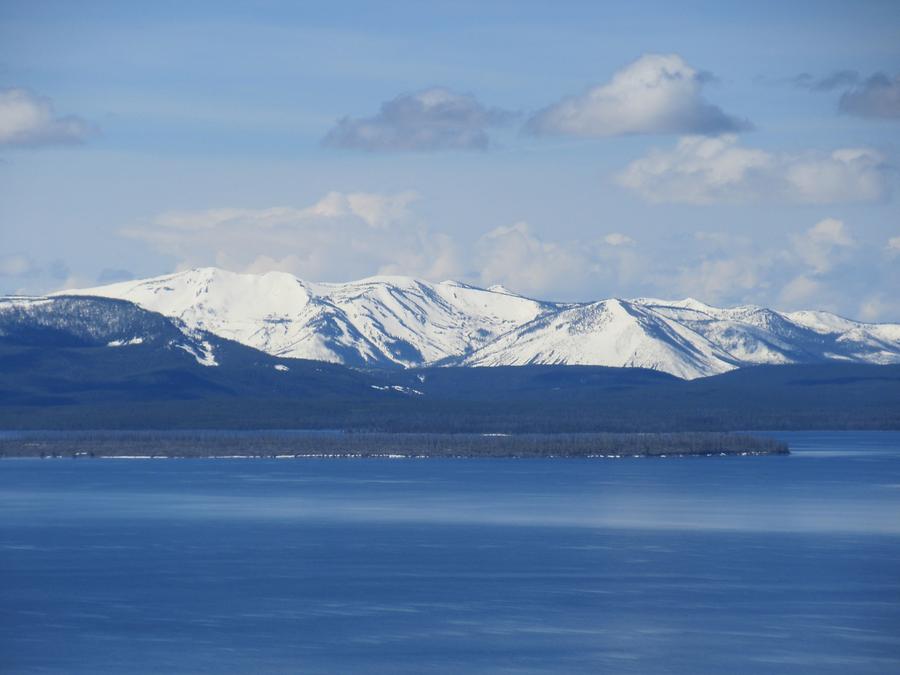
[1, 0, 898, 319]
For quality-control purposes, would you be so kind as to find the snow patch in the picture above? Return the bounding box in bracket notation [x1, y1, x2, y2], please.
[175, 340, 218, 367]
[371, 384, 424, 395]
[106, 337, 144, 347]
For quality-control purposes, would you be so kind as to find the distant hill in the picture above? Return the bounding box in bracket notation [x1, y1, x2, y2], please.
[0, 294, 897, 431]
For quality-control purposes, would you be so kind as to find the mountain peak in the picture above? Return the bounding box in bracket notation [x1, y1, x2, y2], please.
[41, 269, 900, 379]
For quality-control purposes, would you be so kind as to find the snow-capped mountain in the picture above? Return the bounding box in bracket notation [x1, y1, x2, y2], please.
[56, 268, 547, 368]
[460, 299, 739, 380]
[37, 267, 900, 379]
[0, 295, 218, 366]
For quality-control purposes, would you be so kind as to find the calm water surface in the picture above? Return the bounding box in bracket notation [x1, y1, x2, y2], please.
[2, 431, 899, 674]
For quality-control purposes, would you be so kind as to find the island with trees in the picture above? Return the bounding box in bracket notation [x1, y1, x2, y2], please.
[0, 430, 788, 459]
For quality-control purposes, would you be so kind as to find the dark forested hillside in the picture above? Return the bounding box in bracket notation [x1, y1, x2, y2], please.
[1, 349, 898, 431]
[1, 296, 898, 431]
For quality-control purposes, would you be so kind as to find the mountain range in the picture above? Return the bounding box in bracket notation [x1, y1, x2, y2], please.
[2, 274, 899, 431]
[20, 266, 898, 380]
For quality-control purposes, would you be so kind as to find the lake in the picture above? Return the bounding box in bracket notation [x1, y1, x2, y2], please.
[2, 431, 899, 674]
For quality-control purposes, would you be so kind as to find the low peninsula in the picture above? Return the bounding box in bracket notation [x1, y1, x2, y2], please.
[0, 431, 788, 459]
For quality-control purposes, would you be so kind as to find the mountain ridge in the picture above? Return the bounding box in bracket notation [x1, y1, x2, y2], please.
[22, 266, 900, 379]
[1, 293, 898, 431]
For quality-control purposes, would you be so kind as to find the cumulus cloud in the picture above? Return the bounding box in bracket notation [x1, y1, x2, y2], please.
[475, 222, 591, 297]
[470, 218, 894, 318]
[665, 230, 778, 305]
[474, 222, 643, 299]
[858, 294, 900, 323]
[323, 88, 512, 152]
[527, 54, 750, 137]
[471, 219, 897, 316]
[113, 191, 899, 320]
[790, 218, 855, 274]
[666, 219, 885, 315]
[122, 191, 460, 282]
[778, 274, 823, 307]
[0, 88, 92, 147]
[676, 253, 772, 305]
[617, 135, 889, 204]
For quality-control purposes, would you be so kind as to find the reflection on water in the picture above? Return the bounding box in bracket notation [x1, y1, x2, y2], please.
[1, 431, 899, 674]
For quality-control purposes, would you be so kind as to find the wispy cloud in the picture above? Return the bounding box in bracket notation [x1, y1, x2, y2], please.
[791, 70, 860, 92]
[527, 54, 750, 138]
[793, 70, 900, 119]
[323, 88, 512, 152]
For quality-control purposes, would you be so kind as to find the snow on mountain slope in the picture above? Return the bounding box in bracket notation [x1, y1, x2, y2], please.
[786, 310, 900, 364]
[0, 295, 219, 366]
[61, 268, 547, 368]
[461, 299, 739, 380]
[312, 276, 548, 364]
[636, 299, 823, 365]
[59, 268, 367, 364]
[639, 299, 900, 367]
[52, 267, 900, 379]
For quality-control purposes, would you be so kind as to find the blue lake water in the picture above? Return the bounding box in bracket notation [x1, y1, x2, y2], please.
[2, 431, 899, 674]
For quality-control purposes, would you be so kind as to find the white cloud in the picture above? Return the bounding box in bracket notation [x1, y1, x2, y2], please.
[476, 222, 591, 297]
[779, 274, 824, 307]
[603, 232, 635, 246]
[152, 191, 420, 231]
[0, 88, 92, 147]
[785, 148, 888, 203]
[617, 135, 889, 204]
[123, 191, 459, 282]
[677, 256, 772, 304]
[791, 218, 855, 274]
[528, 54, 749, 137]
[471, 218, 886, 315]
[116, 196, 899, 321]
[665, 219, 883, 315]
[858, 294, 900, 323]
[324, 88, 511, 152]
[474, 222, 644, 300]
[887, 236, 900, 257]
